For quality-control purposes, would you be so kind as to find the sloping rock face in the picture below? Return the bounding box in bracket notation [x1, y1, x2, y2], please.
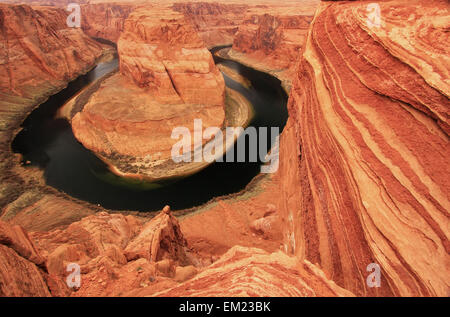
[226, 1, 318, 89]
[0, 4, 104, 99]
[71, 8, 226, 181]
[154, 246, 354, 297]
[81, 3, 136, 43]
[278, 0, 450, 296]
[32, 208, 189, 277]
[172, 2, 248, 48]
[1, 210, 355, 297]
[118, 9, 225, 105]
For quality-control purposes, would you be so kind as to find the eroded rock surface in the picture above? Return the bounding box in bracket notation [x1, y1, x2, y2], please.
[0, 220, 52, 296]
[154, 246, 354, 297]
[230, 12, 313, 90]
[278, 0, 450, 296]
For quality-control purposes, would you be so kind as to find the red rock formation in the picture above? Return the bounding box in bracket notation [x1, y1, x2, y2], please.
[118, 8, 225, 105]
[71, 7, 226, 181]
[0, 4, 108, 238]
[29, 208, 191, 296]
[278, 0, 450, 296]
[231, 13, 312, 88]
[0, 4, 104, 99]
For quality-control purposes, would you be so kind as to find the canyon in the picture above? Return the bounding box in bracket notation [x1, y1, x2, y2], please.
[0, 0, 449, 298]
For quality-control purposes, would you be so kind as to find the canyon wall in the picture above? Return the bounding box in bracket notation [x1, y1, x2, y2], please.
[172, 2, 248, 48]
[1, 205, 354, 297]
[81, 3, 136, 43]
[0, 4, 104, 99]
[278, 0, 449, 296]
[227, 1, 318, 89]
[230, 13, 313, 89]
[0, 3, 106, 217]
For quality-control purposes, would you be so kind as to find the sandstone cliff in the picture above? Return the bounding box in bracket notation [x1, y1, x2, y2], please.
[278, 0, 450, 296]
[1, 208, 354, 297]
[0, 4, 104, 99]
[230, 13, 313, 90]
[153, 246, 354, 297]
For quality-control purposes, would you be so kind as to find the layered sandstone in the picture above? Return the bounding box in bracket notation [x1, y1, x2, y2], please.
[278, 0, 450, 296]
[81, 3, 136, 43]
[1, 207, 193, 297]
[0, 4, 107, 230]
[0, 219, 59, 296]
[71, 8, 231, 182]
[228, 2, 318, 90]
[0, 4, 104, 100]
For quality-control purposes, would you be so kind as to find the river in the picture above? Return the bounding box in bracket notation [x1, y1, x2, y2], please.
[12, 47, 288, 211]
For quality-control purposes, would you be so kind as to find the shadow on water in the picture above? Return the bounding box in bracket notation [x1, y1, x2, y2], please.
[12, 47, 288, 211]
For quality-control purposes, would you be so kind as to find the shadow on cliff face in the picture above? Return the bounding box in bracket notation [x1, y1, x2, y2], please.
[12, 50, 288, 212]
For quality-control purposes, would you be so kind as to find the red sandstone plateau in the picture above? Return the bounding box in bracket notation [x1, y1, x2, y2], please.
[0, 0, 449, 299]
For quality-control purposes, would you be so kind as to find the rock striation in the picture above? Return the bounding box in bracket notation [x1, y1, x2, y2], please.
[278, 0, 450, 296]
[0, 219, 59, 296]
[172, 2, 248, 48]
[81, 3, 136, 43]
[0, 3, 107, 233]
[1, 207, 193, 296]
[154, 246, 354, 297]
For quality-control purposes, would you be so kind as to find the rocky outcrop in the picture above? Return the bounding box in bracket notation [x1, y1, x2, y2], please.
[230, 13, 313, 90]
[278, 0, 450, 296]
[28, 207, 192, 296]
[71, 7, 227, 182]
[118, 8, 225, 105]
